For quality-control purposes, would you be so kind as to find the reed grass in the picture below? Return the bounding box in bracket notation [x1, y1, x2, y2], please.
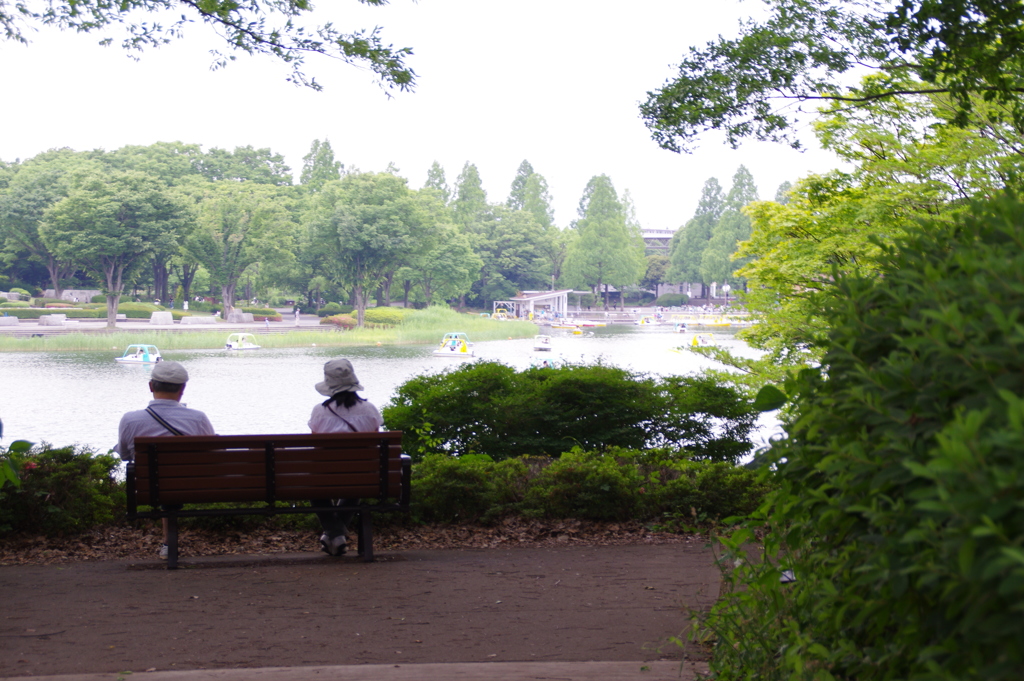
[0, 307, 538, 353]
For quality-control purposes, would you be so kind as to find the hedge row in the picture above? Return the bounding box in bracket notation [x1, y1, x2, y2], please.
[0, 444, 770, 537]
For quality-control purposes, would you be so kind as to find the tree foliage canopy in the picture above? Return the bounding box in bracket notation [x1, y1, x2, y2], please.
[1, 0, 416, 91]
[641, 0, 1024, 151]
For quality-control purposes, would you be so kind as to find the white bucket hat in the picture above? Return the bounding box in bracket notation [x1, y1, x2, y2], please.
[315, 359, 365, 396]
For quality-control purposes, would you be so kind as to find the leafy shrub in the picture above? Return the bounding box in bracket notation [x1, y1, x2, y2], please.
[0, 300, 30, 308]
[44, 303, 75, 308]
[699, 194, 1024, 680]
[31, 297, 68, 307]
[519, 450, 642, 521]
[321, 314, 357, 330]
[10, 287, 32, 299]
[363, 306, 409, 326]
[0, 308, 103, 319]
[383, 361, 756, 463]
[654, 293, 689, 307]
[318, 302, 344, 317]
[0, 445, 124, 536]
[239, 306, 277, 316]
[410, 454, 528, 523]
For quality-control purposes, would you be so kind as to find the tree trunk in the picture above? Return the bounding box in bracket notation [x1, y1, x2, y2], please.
[176, 263, 198, 301]
[104, 263, 125, 329]
[220, 283, 236, 319]
[354, 284, 366, 327]
[382, 271, 394, 306]
[46, 255, 73, 301]
[152, 258, 169, 303]
[403, 279, 412, 307]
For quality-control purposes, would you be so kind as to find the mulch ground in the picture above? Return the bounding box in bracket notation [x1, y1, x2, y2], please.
[0, 518, 701, 566]
[0, 523, 719, 679]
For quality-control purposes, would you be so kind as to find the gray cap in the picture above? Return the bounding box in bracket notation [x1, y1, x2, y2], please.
[315, 358, 364, 396]
[150, 360, 189, 385]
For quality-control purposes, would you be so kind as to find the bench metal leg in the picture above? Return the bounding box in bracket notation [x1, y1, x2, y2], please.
[167, 516, 179, 570]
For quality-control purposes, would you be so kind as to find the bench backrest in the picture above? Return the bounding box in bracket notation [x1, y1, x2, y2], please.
[130, 431, 404, 507]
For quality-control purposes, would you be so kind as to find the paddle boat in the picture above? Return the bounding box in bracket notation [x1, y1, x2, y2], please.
[635, 315, 661, 326]
[533, 335, 554, 351]
[529, 353, 564, 369]
[225, 333, 261, 350]
[433, 332, 475, 357]
[115, 344, 162, 364]
[673, 320, 688, 333]
[690, 333, 714, 347]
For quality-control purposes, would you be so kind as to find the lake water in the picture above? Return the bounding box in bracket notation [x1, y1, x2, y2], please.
[0, 324, 778, 454]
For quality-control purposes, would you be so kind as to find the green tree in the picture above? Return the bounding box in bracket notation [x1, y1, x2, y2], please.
[315, 172, 422, 326]
[423, 161, 451, 205]
[0, 150, 100, 298]
[185, 182, 295, 317]
[471, 206, 549, 305]
[452, 162, 488, 231]
[1, 0, 415, 91]
[701, 194, 1024, 681]
[300, 139, 343, 193]
[522, 172, 555, 229]
[506, 159, 535, 210]
[640, 0, 1024, 152]
[701, 166, 759, 288]
[417, 223, 482, 305]
[563, 175, 646, 309]
[39, 170, 186, 325]
[196, 146, 292, 186]
[668, 177, 724, 297]
[641, 253, 670, 293]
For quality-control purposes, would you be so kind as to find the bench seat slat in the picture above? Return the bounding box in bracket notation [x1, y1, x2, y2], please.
[135, 459, 404, 478]
[141, 485, 386, 505]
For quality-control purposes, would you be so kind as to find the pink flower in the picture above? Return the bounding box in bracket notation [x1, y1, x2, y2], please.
[23, 462, 38, 471]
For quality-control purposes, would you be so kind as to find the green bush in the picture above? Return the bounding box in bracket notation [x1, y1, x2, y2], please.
[410, 454, 528, 523]
[0, 308, 103, 319]
[10, 287, 32, 299]
[363, 306, 410, 326]
[31, 297, 68, 307]
[0, 300, 30, 308]
[654, 293, 689, 307]
[318, 302, 344, 317]
[699, 194, 1024, 680]
[321, 314, 357, 330]
[0, 445, 124, 536]
[383, 361, 756, 463]
[520, 450, 643, 521]
[239, 307, 281, 321]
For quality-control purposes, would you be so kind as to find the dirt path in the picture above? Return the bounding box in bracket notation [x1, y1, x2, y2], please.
[0, 544, 718, 679]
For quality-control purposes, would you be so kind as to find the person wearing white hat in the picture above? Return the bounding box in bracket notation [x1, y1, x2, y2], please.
[115, 360, 215, 558]
[308, 358, 383, 556]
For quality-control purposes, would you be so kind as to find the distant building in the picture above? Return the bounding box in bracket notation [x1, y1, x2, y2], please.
[642, 228, 676, 253]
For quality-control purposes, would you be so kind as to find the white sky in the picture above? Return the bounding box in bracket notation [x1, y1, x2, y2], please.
[0, 0, 840, 230]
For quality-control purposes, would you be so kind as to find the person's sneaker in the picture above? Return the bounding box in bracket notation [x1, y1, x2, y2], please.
[319, 533, 347, 556]
[159, 544, 169, 560]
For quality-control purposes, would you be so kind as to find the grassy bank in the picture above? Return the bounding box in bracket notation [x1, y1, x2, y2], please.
[0, 308, 538, 352]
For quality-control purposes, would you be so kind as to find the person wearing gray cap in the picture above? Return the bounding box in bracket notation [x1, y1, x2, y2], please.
[115, 360, 215, 558]
[308, 358, 383, 556]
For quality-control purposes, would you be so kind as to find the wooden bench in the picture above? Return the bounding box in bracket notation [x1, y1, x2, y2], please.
[126, 431, 409, 569]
